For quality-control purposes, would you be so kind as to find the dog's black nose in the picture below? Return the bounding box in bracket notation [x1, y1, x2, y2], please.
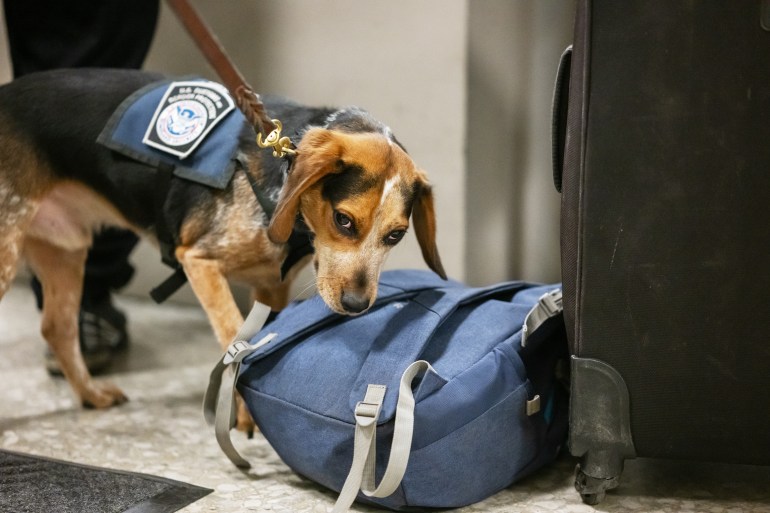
[340, 291, 371, 314]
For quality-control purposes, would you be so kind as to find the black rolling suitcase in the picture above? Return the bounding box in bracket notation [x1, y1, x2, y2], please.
[553, 0, 770, 504]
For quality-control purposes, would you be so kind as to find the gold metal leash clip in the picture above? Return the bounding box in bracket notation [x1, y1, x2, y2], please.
[256, 119, 296, 158]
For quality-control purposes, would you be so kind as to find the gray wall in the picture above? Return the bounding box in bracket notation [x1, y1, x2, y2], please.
[0, 1, 574, 303]
[467, 1, 574, 285]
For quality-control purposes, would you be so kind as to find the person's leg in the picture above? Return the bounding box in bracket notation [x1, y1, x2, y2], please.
[82, 228, 139, 311]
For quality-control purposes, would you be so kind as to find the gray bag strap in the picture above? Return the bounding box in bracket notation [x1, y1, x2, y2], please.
[203, 301, 275, 469]
[333, 360, 433, 513]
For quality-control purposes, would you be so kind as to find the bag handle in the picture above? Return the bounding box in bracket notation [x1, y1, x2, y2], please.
[333, 360, 433, 513]
[203, 302, 275, 468]
[551, 45, 572, 193]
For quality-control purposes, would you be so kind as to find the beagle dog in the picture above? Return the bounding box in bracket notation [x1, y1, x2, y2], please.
[0, 68, 445, 411]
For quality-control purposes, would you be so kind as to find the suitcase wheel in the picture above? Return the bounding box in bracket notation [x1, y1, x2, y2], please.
[574, 464, 620, 505]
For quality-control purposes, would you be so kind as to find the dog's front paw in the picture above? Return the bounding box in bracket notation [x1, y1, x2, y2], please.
[236, 394, 257, 438]
[80, 381, 128, 409]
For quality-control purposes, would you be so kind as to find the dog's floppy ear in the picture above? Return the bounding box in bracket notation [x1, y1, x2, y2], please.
[412, 180, 447, 279]
[268, 128, 342, 243]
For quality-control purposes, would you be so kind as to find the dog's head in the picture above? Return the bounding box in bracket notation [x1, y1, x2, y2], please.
[267, 108, 446, 315]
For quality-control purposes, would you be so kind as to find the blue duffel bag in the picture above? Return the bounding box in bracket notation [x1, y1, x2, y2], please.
[205, 270, 568, 511]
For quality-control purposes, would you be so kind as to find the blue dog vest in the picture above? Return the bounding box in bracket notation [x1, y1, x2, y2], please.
[97, 78, 243, 189]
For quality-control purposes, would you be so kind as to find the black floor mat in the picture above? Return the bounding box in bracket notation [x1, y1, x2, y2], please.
[0, 449, 212, 513]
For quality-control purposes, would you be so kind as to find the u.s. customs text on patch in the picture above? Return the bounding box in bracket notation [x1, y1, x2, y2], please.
[143, 81, 235, 159]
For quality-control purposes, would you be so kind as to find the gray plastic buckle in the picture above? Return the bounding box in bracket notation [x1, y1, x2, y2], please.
[354, 384, 386, 427]
[522, 289, 563, 348]
[222, 333, 277, 366]
[223, 340, 251, 365]
[355, 402, 380, 418]
[539, 289, 563, 317]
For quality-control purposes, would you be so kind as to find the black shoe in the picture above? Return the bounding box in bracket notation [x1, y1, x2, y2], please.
[45, 301, 130, 376]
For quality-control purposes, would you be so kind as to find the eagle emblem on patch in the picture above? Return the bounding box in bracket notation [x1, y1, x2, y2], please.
[143, 81, 235, 159]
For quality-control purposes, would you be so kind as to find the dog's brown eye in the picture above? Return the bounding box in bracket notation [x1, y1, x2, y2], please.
[334, 211, 355, 235]
[385, 230, 406, 245]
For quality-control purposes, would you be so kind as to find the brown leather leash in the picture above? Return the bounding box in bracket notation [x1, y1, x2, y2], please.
[165, 0, 295, 157]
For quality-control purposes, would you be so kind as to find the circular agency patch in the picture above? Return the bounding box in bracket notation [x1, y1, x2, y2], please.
[143, 81, 235, 159]
[156, 99, 209, 147]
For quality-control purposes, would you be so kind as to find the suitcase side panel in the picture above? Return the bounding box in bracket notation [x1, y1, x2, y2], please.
[569, 0, 770, 464]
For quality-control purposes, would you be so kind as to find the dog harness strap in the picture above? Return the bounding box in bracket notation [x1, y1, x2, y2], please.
[241, 162, 277, 220]
[149, 162, 190, 303]
[281, 222, 314, 280]
[153, 163, 179, 267]
[149, 268, 188, 304]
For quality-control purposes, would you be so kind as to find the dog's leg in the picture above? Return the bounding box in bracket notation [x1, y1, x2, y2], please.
[178, 248, 259, 434]
[252, 281, 292, 312]
[176, 248, 243, 350]
[23, 237, 127, 408]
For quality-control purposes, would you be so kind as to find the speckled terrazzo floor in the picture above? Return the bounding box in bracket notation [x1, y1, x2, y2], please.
[1, 282, 770, 513]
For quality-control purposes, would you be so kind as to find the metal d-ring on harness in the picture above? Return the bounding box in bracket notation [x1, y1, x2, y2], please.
[149, 0, 299, 303]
